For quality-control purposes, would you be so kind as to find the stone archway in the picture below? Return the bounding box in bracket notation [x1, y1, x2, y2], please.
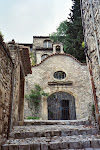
[47, 92, 76, 120]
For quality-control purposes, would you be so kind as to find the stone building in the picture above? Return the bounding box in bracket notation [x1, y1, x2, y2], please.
[0, 38, 31, 145]
[24, 36, 93, 120]
[33, 36, 64, 64]
[80, 0, 100, 124]
[0, 37, 14, 145]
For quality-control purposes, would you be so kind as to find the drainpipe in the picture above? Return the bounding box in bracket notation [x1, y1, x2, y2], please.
[84, 38, 100, 128]
[84, 42, 100, 128]
[89, 0, 100, 66]
[7, 67, 15, 138]
[88, 60, 100, 128]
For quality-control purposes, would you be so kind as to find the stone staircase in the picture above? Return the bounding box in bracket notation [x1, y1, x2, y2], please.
[1, 119, 100, 150]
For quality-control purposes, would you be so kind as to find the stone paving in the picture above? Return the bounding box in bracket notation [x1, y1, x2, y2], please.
[1, 120, 100, 150]
[9, 124, 98, 139]
[23, 119, 90, 126]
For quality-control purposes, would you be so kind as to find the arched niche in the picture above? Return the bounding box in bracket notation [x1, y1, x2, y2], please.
[56, 45, 60, 53]
[53, 43, 64, 54]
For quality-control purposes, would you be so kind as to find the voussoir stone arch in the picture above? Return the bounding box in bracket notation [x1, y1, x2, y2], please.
[47, 91, 76, 120]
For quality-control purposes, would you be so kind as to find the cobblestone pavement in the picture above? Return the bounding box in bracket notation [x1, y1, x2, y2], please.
[1, 120, 100, 150]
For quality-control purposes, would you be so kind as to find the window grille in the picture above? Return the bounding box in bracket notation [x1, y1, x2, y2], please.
[54, 71, 66, 80]
[43, 40, 52, 48]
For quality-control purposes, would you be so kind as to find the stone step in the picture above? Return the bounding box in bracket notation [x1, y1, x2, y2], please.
[22, 119, 90, 126]
[1, 135, 100, 150]
[58, 149, 100, 150]
[9, 125, 98, 139]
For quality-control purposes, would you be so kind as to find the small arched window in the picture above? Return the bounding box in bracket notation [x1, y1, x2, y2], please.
[43, 40, 52, 48]
[41, 54, 48, 61]
[54, 71, 66, 80]
[56, 45, 60, 53]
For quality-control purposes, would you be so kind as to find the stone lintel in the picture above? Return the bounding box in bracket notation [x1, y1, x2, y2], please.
[48, 81, 73, 86]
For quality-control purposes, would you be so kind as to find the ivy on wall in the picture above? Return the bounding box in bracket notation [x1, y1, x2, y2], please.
[29, 52, 36, 66]
[25, 84, 48, 113]
[0, 31, 4, 41]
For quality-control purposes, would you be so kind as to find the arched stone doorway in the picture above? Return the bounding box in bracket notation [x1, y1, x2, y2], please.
[47, 92, 76, 120]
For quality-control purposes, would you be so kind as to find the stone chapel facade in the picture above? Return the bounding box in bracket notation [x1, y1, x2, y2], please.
[24, 36, 93, 120]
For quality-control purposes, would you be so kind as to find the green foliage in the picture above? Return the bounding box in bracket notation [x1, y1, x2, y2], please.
[25, 84, 48, 110]
[82, 41, 85, 48]
[0, 31, 2, 36]
[92, 104, 95, 118]
[0, 31, 4, 41]
[29, 52, 36, 66]
[50, 0, 86, 63]
[27, 117, 40, 120]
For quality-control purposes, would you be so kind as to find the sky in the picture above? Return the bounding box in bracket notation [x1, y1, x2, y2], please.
[0, 0, 72, 43]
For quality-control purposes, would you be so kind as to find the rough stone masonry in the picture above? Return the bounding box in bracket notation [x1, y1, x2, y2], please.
[0, 38, 32, 146]
[0, 37, 14, 145]
[81, 0, 100, 118]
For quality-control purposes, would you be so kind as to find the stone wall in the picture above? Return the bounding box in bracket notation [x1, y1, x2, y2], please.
[33, 36, 51, 50]
[25, 54, 93, 120]
[8, 43, 21, 124]
[81, 0, 100, 112]
[0, 37, 13, 145]
[36, 50, 53, 64]
[33, 37, 53, 64]
[0, 39, 31, 146]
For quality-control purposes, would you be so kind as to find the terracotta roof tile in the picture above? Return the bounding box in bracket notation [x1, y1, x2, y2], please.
[32, 53, 86, 67]
[20, 46, 32, 75]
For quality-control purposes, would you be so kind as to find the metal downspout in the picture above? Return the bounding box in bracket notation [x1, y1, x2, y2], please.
[89, 0, 100, 66]
[88, 61, 100, 128]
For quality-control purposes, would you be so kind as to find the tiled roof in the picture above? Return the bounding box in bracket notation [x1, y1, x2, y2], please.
[32, 53, 86, 67]
[20, 46, 32, 75]
[19, 43, 32, 48]
[36, 47, 53, 50]
[33, 36, 49, 38]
